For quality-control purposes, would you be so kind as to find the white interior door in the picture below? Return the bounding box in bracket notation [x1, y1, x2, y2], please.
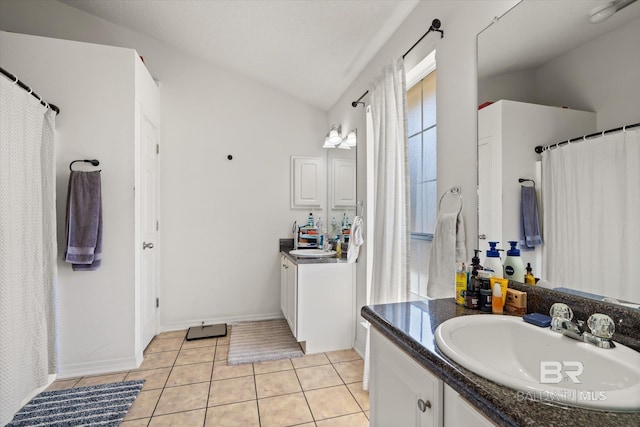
[141, 113, 159, 349]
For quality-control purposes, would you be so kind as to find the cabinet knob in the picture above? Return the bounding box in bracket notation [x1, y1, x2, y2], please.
[417, 399, 431, 412]
[143, 242, 154, 250]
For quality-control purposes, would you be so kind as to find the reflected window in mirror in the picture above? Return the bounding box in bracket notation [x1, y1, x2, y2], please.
[407, 63, 437, 299]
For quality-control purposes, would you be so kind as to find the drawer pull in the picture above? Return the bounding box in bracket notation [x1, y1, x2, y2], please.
[417, 399, 431, 412]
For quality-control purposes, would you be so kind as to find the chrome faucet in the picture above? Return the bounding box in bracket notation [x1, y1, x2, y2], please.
[549, 303, 616, 349]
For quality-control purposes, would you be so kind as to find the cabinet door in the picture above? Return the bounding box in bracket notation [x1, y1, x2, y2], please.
[291, 156, 324, 208]
[286, 259, 298, 338]
[370, 328, 443, 427]
[280, 255, 288, 317]
[444, 384, 497, 427]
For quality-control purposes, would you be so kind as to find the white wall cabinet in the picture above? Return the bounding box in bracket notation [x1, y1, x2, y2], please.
[291, 156, 324, 209]
[370, 328, 444, 427]
[478, 100, 596, 272]
[280, 257, 354, 354]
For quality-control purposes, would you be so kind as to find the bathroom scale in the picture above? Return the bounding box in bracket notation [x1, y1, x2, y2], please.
[186, 322, 227, 340]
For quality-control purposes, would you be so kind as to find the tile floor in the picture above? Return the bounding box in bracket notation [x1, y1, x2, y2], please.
[47, 327, 370, 427]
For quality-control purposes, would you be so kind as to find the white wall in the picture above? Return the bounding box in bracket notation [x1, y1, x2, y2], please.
[535, 18, 640, 130]
[0, 1, 328, 337]
[328, 0, 519, 353]
[1, 31, 139, 376]
[479, 18, 640, 131]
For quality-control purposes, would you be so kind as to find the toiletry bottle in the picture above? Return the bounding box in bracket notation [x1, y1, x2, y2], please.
[492, 282, 503, 314]
[484, 242, 504, 278]
[472, 249, 483, 271]
[308, 212, 314, 227]
[479, 279, 492, 312]
[455, 263, 467, 306]
[525, 263, 536, 285]
[503, 241, 525, 282]
[336, 237, 342, 257]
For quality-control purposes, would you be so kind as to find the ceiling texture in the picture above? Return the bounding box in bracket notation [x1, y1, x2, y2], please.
[59, 0, 421, 111]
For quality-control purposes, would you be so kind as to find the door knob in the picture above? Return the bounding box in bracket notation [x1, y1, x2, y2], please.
[143, 242, 154, 250]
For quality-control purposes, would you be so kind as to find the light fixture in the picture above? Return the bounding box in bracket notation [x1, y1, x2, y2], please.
[323, 124, 342, 148]
[322, 126, 357, 149]
[345, 130, 357, 147]
[588, 1, 617, 23]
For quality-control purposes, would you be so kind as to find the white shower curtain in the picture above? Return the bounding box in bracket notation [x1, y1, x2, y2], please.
[0, 75, 58, 425]
[542, 128, 640, 304]
[363, 58, 410, 390]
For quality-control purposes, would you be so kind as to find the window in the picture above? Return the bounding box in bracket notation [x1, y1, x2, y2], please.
[407, 65, 437, 299]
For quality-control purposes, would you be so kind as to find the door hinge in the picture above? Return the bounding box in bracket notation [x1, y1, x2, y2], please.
[156, 298, 159, 308]
[156, 220, 159, 231]
[156, 144, 159, 155]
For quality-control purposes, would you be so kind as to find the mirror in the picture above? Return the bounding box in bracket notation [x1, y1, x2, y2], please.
[325, 142, 357, 238]
[477, 0, 640, 306]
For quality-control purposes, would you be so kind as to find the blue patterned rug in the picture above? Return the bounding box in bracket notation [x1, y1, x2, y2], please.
[7, 380, 144, 426]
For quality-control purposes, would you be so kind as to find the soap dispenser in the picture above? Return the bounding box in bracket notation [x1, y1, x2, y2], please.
[472, 249, 483, 271]
[484, 242, 504, 278]
[503, 241, 525, 282]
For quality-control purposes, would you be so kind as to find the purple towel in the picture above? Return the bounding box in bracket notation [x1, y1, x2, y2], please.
[519, 186, 542, 250]
[65, 171, 102, 271]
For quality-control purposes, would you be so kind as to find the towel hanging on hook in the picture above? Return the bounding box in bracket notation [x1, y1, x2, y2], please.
[69, 159, 100, 171]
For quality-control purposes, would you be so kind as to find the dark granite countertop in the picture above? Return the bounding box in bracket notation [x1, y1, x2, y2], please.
[362, 298, 640, 427]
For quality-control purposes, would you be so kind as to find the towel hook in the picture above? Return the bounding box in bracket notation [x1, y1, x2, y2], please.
[70, 159, 100, 171]
[518, 178, 535, 188]
[356, 200, 365, 218]
[438, 187, 463, 216]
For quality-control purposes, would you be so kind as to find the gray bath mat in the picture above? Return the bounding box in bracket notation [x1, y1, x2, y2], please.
[7, 380, 144, 426]
[228, 319, 303, 365]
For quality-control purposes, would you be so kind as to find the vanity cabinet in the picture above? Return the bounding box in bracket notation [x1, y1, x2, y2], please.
[280, 255, 355, 354]
[370, 328, 496, 427]
[370, 328, 443, 427]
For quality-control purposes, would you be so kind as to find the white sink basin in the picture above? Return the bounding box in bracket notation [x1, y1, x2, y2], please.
[289, 249, 336, 258]
[435, 315, 640, 411]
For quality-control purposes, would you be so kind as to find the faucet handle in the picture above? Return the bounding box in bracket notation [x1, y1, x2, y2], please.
[587, 313, 615, 339]
[549, 303, 574, 320]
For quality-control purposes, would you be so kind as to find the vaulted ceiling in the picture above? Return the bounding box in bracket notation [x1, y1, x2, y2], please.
[60, 0, 420, 111]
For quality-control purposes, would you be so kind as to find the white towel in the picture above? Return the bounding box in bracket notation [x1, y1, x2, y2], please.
[427, 212, 466, 299]
[347, 216, 364, 263]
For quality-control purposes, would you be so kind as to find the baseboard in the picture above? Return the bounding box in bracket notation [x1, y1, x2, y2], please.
[57, 356, 140, 379]
[353, 321, 368, 358]
[159, 312, 285, 333]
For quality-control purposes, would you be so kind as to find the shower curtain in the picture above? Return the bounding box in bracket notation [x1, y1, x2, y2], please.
[542, 128, 640, 304]
[363, 58, 410, 389]
[0, 75, 58, 425]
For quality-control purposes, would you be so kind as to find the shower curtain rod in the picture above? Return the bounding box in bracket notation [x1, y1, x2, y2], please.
[351, 19, 444, 108]
[0, 66, 60, 115]
[535, 122, 640, 153]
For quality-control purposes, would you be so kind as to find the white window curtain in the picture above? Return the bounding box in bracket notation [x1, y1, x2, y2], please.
[0, 75, 58, 425]
[363, 58, 410, 390]
[541, 128, 640, 304]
